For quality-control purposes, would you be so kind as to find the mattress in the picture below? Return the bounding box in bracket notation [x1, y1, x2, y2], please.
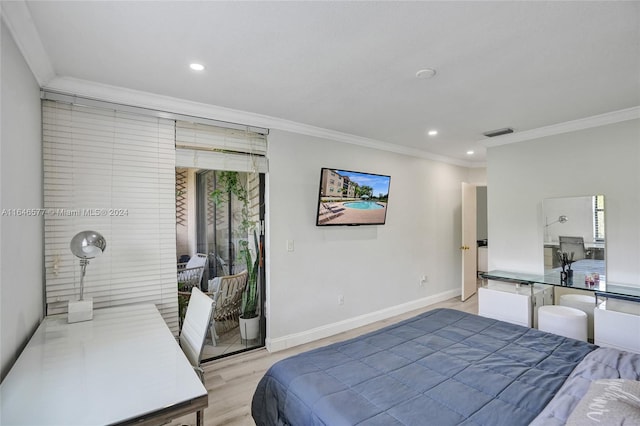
[252, 308, 599, 426]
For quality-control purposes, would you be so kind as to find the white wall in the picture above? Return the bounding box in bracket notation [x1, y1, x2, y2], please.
[266, 129, 472, 349]
[468, 167, 487, 185]
[0, 21, 44, 381]
[487, 119, 640, 285]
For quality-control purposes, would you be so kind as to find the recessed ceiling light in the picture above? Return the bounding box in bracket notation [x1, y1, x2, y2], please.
[189, 63, 205, 71]
[466, 150, 475, 155]
[416, 68, 436, 79]
[428, 130, 438, 136]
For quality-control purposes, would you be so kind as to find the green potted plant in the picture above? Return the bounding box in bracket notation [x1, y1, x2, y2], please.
[239, 230, 260, 341]
[211, 171, 260, 340]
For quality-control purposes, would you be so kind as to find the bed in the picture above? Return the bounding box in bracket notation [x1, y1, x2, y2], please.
[252, 308, 640, 425]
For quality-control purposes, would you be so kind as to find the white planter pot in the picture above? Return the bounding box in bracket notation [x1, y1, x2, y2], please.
[239, 316, 260, 341]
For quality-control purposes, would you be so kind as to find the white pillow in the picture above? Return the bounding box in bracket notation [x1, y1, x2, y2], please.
[566, 379, 640, 425]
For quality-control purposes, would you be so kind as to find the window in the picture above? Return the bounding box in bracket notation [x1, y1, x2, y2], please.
[594, 195, 605, 241]
[42, 92, 269, 340]
[42, 99, 179, 331]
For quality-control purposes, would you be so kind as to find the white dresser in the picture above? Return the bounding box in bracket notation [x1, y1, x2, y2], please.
[480, 271, 640, 351]
[594, 298, 640, 353]
[478, 280, 553, 328]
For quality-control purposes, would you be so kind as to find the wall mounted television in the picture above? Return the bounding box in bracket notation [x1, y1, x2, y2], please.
[315, 168, 391, 226]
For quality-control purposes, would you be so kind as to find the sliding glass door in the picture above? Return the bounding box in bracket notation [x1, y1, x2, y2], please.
[177, 168, 265, 361]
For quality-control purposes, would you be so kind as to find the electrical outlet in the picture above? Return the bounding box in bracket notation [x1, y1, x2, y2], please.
[286, 240, 294, 252]
[338, 295, 344, 305]
[420, 275, 428, 286]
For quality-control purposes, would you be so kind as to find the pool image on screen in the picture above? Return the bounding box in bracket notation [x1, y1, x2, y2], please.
[315, 168, 391, 226]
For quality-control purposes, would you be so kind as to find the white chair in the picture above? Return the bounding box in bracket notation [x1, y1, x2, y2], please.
[177, 253, 207, 291]
[180, 287, 213, 376]
[178, 287, 212, 426]
[559, 294, 597, 341]
[538, 305, 588, 341]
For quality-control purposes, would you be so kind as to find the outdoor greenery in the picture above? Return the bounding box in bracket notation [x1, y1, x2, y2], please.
[210, 170, 260, 319]
[355, 185, 373, 199]
[210, 171, 255, 234]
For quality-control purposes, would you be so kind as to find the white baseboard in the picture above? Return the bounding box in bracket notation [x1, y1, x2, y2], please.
[266, 288, 461, 353]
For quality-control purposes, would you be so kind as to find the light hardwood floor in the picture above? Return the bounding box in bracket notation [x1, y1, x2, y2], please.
[169, 292, 478, 426]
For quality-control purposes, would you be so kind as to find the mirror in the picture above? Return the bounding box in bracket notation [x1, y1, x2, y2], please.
[543, 195, 605, 280]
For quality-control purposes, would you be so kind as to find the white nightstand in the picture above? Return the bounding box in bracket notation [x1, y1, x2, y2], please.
[594, 299, 640, 353]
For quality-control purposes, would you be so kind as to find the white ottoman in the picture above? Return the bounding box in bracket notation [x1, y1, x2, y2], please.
[538, 305, 588, 341]
[559, 294, 597, 341]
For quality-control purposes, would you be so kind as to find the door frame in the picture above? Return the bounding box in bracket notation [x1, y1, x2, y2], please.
[461, 182, 478, 301]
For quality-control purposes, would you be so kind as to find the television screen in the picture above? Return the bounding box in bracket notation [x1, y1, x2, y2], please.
[315, 168, 391, 226]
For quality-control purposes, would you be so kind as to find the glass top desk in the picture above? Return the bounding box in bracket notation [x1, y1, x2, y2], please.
[480, 270, 640, 303]
[0, 304, 208, 426]
[480, 270, 640, 351]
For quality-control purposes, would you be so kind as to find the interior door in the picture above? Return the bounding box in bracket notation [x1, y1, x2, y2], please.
[461, 182, 477, 301]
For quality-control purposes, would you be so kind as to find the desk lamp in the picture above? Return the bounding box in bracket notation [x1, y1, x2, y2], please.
[69, 230, 107, 323]
[544, 215, 568, 243]
[546, 215, 568, 227]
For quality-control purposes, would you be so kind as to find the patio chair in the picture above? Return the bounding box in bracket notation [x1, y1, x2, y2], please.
[207, 270, 248, 346]
[177, 253, 207, 291]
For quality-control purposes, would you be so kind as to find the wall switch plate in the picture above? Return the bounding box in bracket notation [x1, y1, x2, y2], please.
[286, 240, 294, 252]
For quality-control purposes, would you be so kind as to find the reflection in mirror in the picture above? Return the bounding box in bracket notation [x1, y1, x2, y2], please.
[543, 195, 605, 281]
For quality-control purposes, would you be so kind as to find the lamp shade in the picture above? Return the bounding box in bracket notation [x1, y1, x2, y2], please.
[70, 231, 107, 259]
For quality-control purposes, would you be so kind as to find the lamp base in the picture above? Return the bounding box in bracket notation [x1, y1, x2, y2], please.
[68, 299, 93, 323]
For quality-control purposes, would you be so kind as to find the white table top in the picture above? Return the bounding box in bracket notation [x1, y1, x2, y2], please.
[0, 304, 207, 425]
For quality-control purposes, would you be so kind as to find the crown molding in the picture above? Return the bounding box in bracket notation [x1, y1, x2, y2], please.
[479, 106, 640, 148]
[44, 76, 477, 168]
[1, 0, 55, 85]
[2, 0, 477, 168]
[3, 0, 634, 169]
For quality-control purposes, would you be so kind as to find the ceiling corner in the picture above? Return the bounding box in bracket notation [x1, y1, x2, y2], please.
[1, 0, 56, 86]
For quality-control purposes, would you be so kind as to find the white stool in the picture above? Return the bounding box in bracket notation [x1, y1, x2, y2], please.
[559, 294, 597, 341]
[538, 305, 588, 341]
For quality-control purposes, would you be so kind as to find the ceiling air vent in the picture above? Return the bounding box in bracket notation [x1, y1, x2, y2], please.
[483, 128, 514, 138]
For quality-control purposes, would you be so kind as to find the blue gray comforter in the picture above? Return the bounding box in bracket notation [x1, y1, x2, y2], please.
[252, 308, 597, 426]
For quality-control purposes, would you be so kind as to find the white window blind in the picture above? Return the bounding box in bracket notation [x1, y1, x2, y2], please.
[42, 100, 179, 332]
[175, 121, 268, 173]
[594, 194, 605, 241]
